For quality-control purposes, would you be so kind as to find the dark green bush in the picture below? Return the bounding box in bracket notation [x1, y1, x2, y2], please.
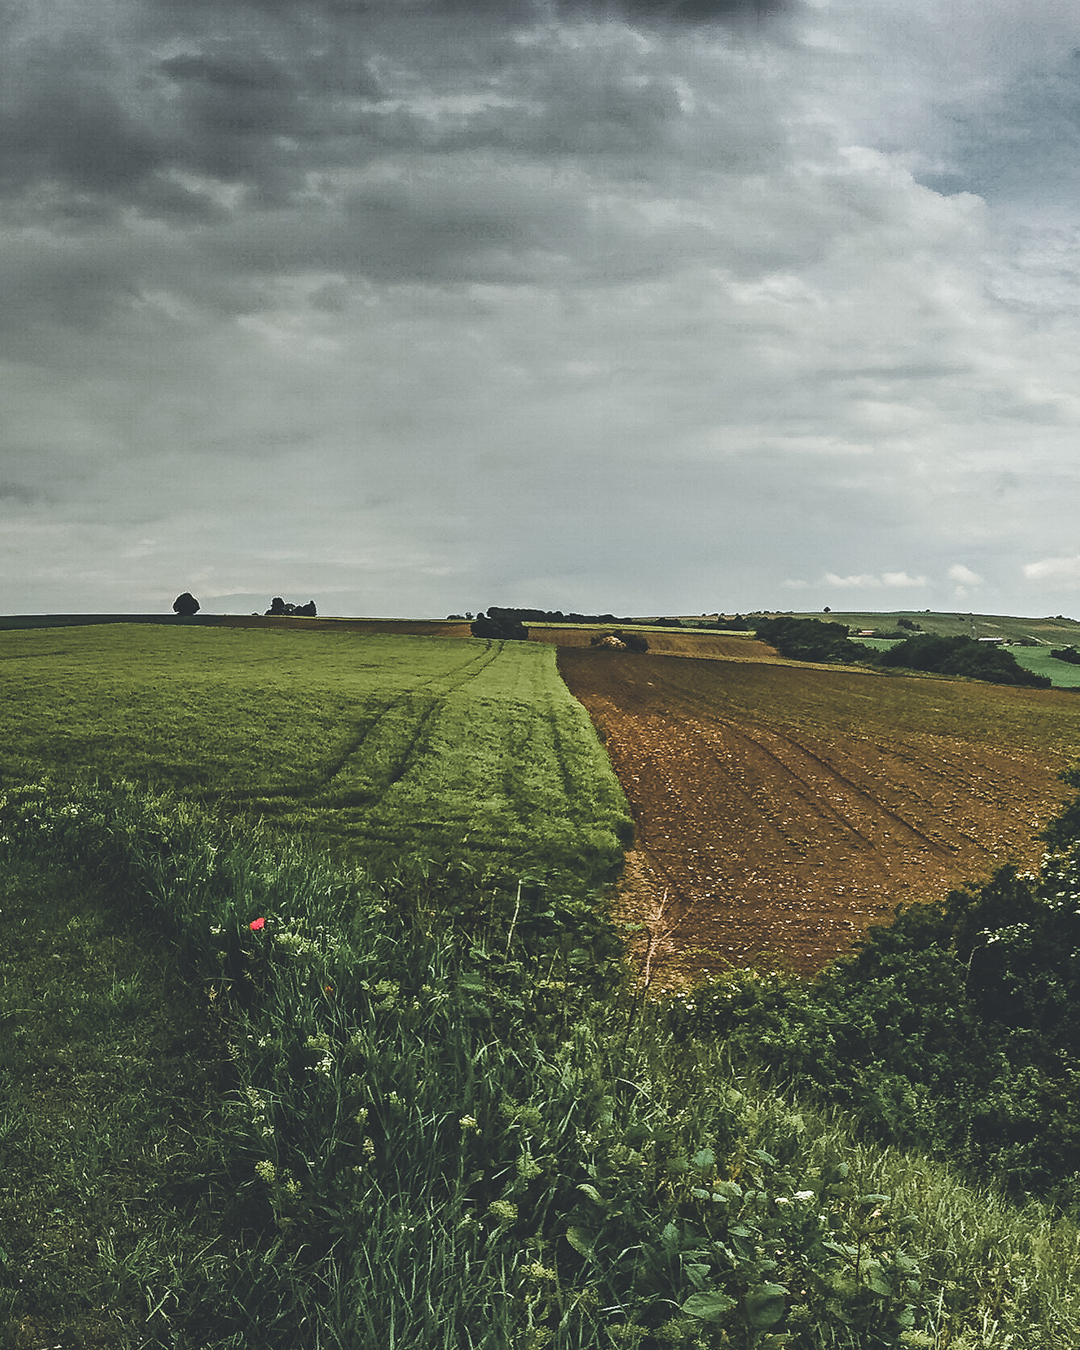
[754, 617, 860, 665]
[874, 634, 1051, 687]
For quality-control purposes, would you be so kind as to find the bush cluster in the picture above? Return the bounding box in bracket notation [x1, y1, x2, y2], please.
[589, 631, 650, 653]
[874, 634, 1051, 688]
[265, 597, 317, 616]
[482, 606, 646, 626]
[754, 617, 860, 664]
[470, 610, 530, 640]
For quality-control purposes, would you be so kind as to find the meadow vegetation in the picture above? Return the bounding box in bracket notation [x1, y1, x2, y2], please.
[3, 624, 1080, 1347]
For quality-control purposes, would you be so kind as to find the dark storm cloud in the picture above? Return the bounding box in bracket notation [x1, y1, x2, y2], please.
[0, 36, 161, 197]
[0, 481, 43, 505]
[413, 0, 790, 19]
[0, 3, 383, 223]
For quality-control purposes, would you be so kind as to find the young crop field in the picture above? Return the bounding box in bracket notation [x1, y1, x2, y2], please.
[0, 624, 630, 879]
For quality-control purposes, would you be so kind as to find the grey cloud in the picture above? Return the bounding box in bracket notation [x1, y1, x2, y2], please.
[0, 481, 44, 505]
[419, 0, 792, 21]
[0, 37, 162, 197]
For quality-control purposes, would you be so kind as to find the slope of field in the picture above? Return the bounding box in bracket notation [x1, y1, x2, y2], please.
[788, 610, 1080, 643]
[558, 646, 1080, 979]
[0, 625, 630, 878]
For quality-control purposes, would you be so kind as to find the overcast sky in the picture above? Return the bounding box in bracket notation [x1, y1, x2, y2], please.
[5, 0, 1080, 617]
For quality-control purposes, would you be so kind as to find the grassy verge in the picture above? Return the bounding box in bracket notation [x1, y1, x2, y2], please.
[3, 783, 1080, 1348]
[0, 807, 232, 1348]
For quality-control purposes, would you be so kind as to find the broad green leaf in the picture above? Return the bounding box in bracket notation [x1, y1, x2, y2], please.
[576, 1183, 603, 1206]
[685, 1263, 711, 1291]
[712, 1180, 742, 1201]
[746, 1283, 787, 1329]
[566, 1226, 595, 1256]
[693, 1147, 716, 1170]
[681, 1291, 737, 1322]
[692, 1186, 725, 1203]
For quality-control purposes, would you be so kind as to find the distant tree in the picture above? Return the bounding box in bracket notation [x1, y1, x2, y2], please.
[173, 592, 200, 616]
[471, 611, 529, 641]
[265, 597, 317, 616]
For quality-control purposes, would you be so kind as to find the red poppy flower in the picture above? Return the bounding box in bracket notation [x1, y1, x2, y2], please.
[249, 917, 266, 931]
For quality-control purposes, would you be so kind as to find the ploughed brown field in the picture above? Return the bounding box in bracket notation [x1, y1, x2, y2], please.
[554, 634, 1080, 982]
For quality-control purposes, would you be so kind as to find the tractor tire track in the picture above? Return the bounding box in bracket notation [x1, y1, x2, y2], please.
[558, 646, 1073, 980]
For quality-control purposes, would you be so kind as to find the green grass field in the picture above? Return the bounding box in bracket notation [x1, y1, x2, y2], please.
[790, 610, 1080, 642]
[0, 624, 631, 878]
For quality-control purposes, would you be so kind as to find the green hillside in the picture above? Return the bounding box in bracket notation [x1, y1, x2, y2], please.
[789, 609, 1080, 645]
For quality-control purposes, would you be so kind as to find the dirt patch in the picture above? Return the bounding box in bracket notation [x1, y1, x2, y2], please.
[558, 646, 1080, 982]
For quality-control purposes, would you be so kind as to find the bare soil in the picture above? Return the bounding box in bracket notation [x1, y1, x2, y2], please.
[557, 642, 1080, 983]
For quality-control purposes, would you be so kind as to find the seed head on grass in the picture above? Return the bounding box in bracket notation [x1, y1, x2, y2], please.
[522, 1261, 558, 1284]
[255, 1160, 276, 1183]
[517, 1152, 543, 1180]
[488, 1199, 518, 1224]
[459, 1114, 481, 1135]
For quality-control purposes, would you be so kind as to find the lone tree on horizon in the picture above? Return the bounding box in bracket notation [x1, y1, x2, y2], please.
[173, 592, 200, 616]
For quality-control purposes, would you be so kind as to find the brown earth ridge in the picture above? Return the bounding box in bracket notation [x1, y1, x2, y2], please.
[554, 634, 1080, 983]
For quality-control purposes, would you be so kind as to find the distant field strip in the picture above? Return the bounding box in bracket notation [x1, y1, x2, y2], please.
[0, 625, 630, 876]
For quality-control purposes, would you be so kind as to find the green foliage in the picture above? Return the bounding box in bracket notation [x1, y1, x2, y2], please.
[754, 617, 860, 665]
[874, 634, 1052, 688]
[12, 783, 1080, 1347]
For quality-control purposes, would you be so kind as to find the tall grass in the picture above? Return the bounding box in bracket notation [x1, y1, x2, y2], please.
[3, 782, 1079, 1348]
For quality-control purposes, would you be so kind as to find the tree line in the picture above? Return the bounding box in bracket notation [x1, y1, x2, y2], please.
[755, 616, 1051, 688]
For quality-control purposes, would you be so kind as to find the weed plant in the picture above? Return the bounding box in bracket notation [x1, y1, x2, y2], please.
[4, 783, 1080, 1347]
